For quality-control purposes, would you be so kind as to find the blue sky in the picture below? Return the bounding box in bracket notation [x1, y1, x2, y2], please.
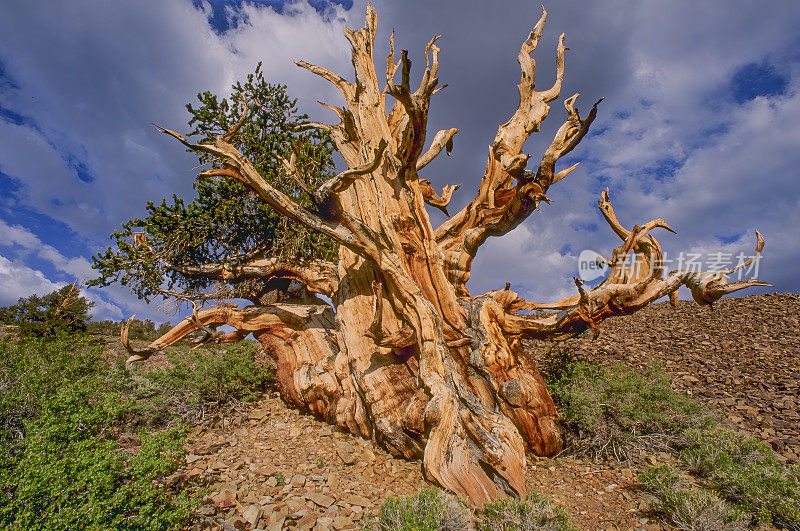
[0, 0, 798, 322]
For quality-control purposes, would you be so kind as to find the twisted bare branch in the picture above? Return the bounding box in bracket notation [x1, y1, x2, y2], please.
[416, 128, 458, 171]
[495, 192, 771, 339]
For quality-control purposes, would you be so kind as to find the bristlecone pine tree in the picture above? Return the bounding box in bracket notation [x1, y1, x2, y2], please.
[96, 6, 771, 506]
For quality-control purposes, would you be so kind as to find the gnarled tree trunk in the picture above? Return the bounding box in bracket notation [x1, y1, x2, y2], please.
[124, 5, 769, 507]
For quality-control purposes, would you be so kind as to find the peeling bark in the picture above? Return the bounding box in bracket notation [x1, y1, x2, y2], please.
[130, 4, 770, 507]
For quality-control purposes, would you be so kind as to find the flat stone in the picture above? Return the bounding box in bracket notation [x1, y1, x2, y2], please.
[211, 485, 238, 506]
[316, 516, 334, 530]
[307, 492, 336, 508]
[344, 494, 371, 507]
[287, 508, 308, 520]
[249, 408, 269, 420]
[196, 504, 216, 516]
[254, 465, 277, 476]
[327, 472, 340, 489]
[361, 447, 376, 463]
[335, 441, 357, 465]
[331, 515, 357, 530]
[286, 497, 305, 512]
[242, 504, 262, 526]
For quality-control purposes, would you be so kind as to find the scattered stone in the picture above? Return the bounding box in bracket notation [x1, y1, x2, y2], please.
[211, 485, 238, 506]
[362, 447, 376, 463]
[254, 465, 276, 476]
[196, 504, 216, 516]
[316, 516, 334, 530]
[331, 515, 357, 530]
[249, 408, 269, 420]
[335, 441, 358, 465]
[296, 512, 317, 529]
[287, 508, 308, 520]
[307, 492, 336, 508]
[242, 504, 262, 526]
[327, 472, 340, 490]
[344, 494, 370, 508]
[286, 497, 305, 512]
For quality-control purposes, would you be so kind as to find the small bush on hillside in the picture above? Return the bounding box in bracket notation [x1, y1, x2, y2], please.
[547, 360, 716, 460]
[680, 428, 800, 528]
[549, 359, 800, 529]
[0, 337, 195, 529]
[119, 342, 273, 426]
[366, 488, 471, 531]
[639, 465, 746, 531]
[479, 492, 574, 531]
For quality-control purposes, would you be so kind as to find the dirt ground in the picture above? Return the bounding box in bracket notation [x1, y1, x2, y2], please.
[167, 292, 798, 530]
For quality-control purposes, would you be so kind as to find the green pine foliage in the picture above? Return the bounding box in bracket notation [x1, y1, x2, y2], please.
[87, 318, 173, 341]
[90, 63, 337, 303]
[0, 284, 93, 338]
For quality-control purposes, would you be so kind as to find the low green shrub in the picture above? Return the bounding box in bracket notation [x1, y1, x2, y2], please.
[0, 337, 195, 529]
[639, 465, 746, 531]
[549, 359, 800, 529]
[366, 488, 471, 531]
[680, 428, 800, 528]
[367, 489, 574, 531]
[120, 342, 274, 426]
[479, 492, 574, 531]
[546, 360, 716, 459]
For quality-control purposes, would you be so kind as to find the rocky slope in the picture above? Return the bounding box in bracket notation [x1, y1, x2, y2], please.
[527, 292, 800, 464]
[179, 292, 798, 529]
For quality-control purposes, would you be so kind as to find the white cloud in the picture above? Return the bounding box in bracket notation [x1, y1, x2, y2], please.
[0, 254, 64, 306]
[459, 0, 800, 301]
[0, 218, 93, 279]
[0, 0, 797, 320]
[0, 0, 356, 319]
[0, 219, 131, 319]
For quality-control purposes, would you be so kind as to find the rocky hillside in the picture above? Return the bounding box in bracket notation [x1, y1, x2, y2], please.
[181, 292, 798, 530]
[527, 292, 800, 464]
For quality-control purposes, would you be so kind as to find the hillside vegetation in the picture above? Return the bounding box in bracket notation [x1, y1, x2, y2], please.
[0, 332, 270, 529]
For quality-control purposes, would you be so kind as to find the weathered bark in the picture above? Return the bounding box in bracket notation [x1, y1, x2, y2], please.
[126, 4, 770, 507]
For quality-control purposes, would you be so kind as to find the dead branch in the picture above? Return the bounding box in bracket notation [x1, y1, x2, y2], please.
[416, 128, 458, 171]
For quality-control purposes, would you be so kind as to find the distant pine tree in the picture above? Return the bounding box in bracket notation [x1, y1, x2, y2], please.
[0, 283, 93, 338]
